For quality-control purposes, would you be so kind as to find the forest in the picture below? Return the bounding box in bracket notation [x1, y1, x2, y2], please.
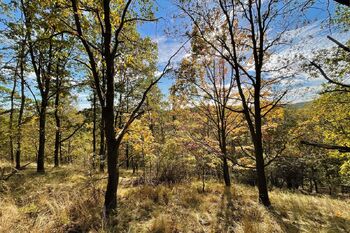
[0, 0, 350, 232]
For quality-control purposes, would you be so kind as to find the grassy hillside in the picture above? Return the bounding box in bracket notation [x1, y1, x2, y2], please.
[0, 163, 349, 233]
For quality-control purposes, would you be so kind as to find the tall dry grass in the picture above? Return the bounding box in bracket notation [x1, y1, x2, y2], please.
[0, 164, 105, 233]
[0, 163, 349, 232]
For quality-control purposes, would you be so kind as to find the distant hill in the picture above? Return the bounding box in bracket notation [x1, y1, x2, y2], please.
[288, 101, 313, 109]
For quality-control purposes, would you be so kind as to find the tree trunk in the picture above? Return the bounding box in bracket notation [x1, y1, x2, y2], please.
[253, 72, 270, 207]
[104, 147, 119, 215]
[132, 157, 136, 174]
[15, 44, 26, 170]
[67, 140, 72, 163]
[103, 107, 119, 216]
[60, 141, 63, 164]
[254, 134, 271, 207]
[102, 6, 119, 213]
[142, 147, 146, 181]
[309, 178, 313, 192]
[9, 75, 17, 163]
[54, 77, 61, 167]
[222, 156, 231, 186]
[92, 92, 97, 169]
[37, 101, 47, 173]
[220, 119, 231, 187]
[125, 142, 129, 169]
[99, 117, 105, 172]
[314, 179, 318, 193]
[54, 123, 60, 167]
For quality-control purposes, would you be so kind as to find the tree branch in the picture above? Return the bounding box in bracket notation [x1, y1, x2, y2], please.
[334, 0, 350, 7]
[60, 121, 87, 143]
[327, 36, 350, 53]
[310, 60, 350, 88]
[300, 140, 350, 153]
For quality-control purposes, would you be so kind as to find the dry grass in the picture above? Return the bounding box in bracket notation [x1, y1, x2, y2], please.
[0, 163, 349, 232]
[0, 163, 105, 233]
[270, 189, 350, 232]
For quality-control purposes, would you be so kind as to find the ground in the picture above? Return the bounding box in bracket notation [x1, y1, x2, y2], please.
[0, 163, 349, 233]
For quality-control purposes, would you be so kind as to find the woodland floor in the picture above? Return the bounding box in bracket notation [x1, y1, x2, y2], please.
[0, 162, 349, 233]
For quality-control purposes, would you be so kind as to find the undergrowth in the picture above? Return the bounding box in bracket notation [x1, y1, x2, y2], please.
[0, 164, 349, 233]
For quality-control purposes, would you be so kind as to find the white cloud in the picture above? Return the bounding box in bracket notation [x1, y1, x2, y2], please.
[265, 20, 350, 103]
[27, 72, 36, 81]
[271, 21, 349, 60]
[153, 35, 190, 65]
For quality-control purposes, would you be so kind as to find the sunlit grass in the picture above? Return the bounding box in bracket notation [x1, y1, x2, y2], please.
[0, 163, 349, 232]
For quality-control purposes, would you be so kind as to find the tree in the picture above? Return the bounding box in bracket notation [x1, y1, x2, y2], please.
[14, 37, 26, 170]
[21, 0, 70, 172]
[177, 0, 305, 206]
[302, 3, 350, 163]
[52, 35, 75, 168]
[173, 31, 243, 186]
[8, 61, 17, 163]
[0, 1, 28, 168]
[56, 0, 184, 215]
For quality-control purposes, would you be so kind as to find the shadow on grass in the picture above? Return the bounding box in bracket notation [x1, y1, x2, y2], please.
[269, 202, 350, 233]
[6, 165, 85, 202]
[214, 187, 240, 232]
[326, 215, 350, 232]
[269, 207, 301, 233]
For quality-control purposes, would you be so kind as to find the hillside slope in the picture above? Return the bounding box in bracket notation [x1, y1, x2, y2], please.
[0, 164, 349, 233]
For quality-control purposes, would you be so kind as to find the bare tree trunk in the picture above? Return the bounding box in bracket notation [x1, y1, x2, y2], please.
[54, 72, 61, 167]
[125, 143, 129, 169]
[132, 157, 136, 174]
[314, 179, 318, 193]
[37, 99, 47, 173]
[222, 156, 231, 186]
[221, 126, 231, 186]
[9, 74, 17, 163]
[59, 140, 63, 164]
[124, 92, 130, 169]
[103, 108, 119, 215]
[309, 178, 313, 193]
[99, 117, 105, 172]
[103, 26, 119, 215]
[142, 147, 146, 181]
[15, 41, 26, 169]
[253, 83, 270, 205]
[254, 135, 270, 206]
[101, 0, 121, 215]
[92, 91, 97, 169]
[67, 140, 72, 163]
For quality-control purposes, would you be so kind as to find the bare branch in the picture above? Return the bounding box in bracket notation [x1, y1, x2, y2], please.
[327, 36, 350, 53]
[334, 0, 350, 7]
[310, 60, 350, 89]
[300, 140, 350, 153]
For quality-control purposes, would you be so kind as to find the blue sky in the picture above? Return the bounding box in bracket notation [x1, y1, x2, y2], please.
[1, 0, 349, 109]
[134, 0, 349, 102]
[137, 0, 188, 97]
